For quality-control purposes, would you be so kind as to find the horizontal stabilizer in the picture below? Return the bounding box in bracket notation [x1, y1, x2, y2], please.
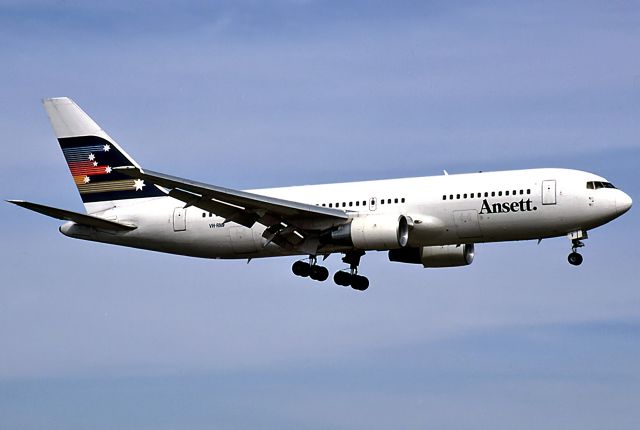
[6, 200, 136, 231]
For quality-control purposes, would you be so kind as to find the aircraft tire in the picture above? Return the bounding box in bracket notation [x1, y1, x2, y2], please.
[351, 275, 369, 291]
[333, 270, 351, 286]
[310, 265, 329, 282]
[568, 252, 583, 266]
[292, 261, 311, 277]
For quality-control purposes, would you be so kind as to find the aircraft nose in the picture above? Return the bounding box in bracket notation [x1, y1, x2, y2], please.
[616, 192, 632, 215]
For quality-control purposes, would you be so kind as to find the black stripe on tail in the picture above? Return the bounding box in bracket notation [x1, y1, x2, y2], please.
[59, 136, 165, 203]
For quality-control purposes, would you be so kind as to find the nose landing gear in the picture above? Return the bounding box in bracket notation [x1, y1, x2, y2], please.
[567, 233, 586, 266]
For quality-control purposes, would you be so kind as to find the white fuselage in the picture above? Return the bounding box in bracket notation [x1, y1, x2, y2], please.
[61, 168, 631, 259]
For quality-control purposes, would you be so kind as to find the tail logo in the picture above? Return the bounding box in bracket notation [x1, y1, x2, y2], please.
[59, 136, 163, 202]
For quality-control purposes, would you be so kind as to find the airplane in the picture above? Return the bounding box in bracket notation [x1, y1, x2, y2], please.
[8, 97, 633, 291]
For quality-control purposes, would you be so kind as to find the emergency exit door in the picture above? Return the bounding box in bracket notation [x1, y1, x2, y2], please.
[542, 180, 556, 205]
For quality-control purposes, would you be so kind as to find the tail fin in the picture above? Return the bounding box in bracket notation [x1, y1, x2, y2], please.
[43, 97, 165, 212]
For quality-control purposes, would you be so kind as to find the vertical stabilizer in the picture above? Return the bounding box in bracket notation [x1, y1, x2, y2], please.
[43, 97, 165, 213]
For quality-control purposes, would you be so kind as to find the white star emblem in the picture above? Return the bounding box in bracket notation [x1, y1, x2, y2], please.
[88, 153, 95, 161]
[83, 176, 90, 183]
[133, 179, 145, 191]
[93, 161, 98, 167]
[103, 144, 111, 152]
[105, 166, 112, 174]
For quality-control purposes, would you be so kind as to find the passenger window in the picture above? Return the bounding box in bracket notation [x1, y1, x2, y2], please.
[363, 201, 367, 206]
[491, 192, 495, 197]
[355, 201, 359, 206]
[381, 199, 385, 205]
[342, 202, 346, 207]
[394, 198, 398, 203]
[209, 213, 213, 217]
[470, 193, 474, 198]
[387, 199, 392, 204]
[450, 195, 454, 200]
[401, 198, 405, 203]
[456, 194, 460, 199]
[443, 195, 446, 200]
[498, 191, 503, 196]
[349, 202, 353, 207]
[513, 190, 517, 195]
[527, 189, 531, 194]
[505, 191, 509, 196]
[520, 190, 524, 195]
[484, 192, 488, 197]
[202, 212, 206, 218]
[329, 203, 332, 208]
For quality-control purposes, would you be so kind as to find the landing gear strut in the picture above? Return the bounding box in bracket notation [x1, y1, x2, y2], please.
[334, 251, 369, 291]
[292, 256, 329, 281]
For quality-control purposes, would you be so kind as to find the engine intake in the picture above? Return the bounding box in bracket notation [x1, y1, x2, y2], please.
[329, 215, 410, 250]
[388, 244, 475, 268]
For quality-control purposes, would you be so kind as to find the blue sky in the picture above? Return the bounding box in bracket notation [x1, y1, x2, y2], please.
[1, 1, 639, 429]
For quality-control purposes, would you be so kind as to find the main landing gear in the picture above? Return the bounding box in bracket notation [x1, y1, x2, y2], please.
[334, 251, 369, 291]
[291, 251, 370, 291]
[292, 257, 329, 281]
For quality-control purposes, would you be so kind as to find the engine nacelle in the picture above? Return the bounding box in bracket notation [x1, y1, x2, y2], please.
[330, 215, 410, 250]
[388, 244, 475, 268]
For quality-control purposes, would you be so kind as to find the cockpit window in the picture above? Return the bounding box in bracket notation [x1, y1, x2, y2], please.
[587, 181, 616, 190]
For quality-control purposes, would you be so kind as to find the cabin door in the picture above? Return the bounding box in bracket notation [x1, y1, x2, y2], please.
[173, 207, 186, 231]
[542, 180, 557, 205]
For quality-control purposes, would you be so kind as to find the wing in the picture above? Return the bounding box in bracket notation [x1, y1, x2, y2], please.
[115, 167, 348, 253]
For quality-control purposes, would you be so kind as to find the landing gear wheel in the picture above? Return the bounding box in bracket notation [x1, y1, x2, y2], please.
[292, 261, 311, 277]
[310, 265, 329, 282]
[350, 275, 369, 291]
[568, 252, 583, 266]
[333, 270, 352, 287]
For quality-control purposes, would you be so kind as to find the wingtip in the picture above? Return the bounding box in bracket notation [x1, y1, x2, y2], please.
[42, 96, 71, 104]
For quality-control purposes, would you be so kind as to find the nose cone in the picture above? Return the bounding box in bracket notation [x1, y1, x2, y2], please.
[616, 192, 633, 216]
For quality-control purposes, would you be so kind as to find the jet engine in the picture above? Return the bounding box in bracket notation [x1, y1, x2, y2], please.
[388, 244, 475, 268]
[329, 215, 410, 250]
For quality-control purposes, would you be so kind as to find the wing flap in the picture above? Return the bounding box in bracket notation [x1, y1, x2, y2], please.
[7, 200, 137, 231]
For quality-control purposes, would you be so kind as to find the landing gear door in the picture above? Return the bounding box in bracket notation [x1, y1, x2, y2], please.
[173, 207, 186, 231]
[542, 180, 557, 205]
